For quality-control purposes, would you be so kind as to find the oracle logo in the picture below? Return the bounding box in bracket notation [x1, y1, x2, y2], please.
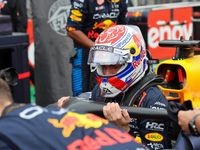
[148, 22, 193, 49]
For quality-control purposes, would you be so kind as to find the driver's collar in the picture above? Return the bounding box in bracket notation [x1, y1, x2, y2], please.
[2, 103, 26, 116]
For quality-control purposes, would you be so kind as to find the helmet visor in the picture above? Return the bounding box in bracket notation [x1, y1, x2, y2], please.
[88, 46, 131, 65]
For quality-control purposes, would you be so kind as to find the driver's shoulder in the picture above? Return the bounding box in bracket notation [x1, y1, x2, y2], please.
[141, 86, 168, 107]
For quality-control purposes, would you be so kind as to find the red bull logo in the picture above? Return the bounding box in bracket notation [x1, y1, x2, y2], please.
[108, 0, 120, 3]
[48, 111, 108, 138]
[127, 12, 142, 17]
[67, 26, 75, 31]
[132, 50, 145, 69]
[88, 30, 100, 39]
[67, 127, 136, 149]
[93, 19, 116, 30]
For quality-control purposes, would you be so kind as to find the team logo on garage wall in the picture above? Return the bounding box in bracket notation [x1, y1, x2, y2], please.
[47, 0, 71, 36]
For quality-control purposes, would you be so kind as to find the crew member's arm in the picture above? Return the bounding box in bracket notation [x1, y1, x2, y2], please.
[178, 107, 200, 135]
[66, 0, 93, 49]
[103, 102, 131, 132]
[57, 97, 70, 108]
[67, 30, 94, 49]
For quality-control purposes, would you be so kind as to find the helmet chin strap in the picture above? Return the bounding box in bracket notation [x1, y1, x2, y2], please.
[98, 91, 118, 103]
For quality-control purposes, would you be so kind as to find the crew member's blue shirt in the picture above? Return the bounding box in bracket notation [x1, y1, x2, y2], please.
[0, 103, 149, 150]
[67, 0, 128, 41]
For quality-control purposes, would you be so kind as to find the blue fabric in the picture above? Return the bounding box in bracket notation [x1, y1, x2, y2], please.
[174, 131, 200, 150]
[91, 85, 172, 150]
[72, 48, 83, 96]
[72, 47, 91, 96]
[0, 103, 149, 150]
[67, 0, 128, 41]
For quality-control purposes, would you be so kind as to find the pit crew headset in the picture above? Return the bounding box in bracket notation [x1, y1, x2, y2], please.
[88, 25, 148, 98]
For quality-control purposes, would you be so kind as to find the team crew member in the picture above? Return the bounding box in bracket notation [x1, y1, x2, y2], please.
[0, 78, 149, 150]
[178, 107, 200, 136]
[67, 0, 128, 96]
[1, 0, 27, 32]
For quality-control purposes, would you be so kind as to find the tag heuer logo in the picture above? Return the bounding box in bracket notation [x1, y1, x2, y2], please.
[47, 0, 71, 36]
[103, 88, 112, 94]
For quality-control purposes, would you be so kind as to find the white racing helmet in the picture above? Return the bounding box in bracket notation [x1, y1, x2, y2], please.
[88, 25, 148, 97]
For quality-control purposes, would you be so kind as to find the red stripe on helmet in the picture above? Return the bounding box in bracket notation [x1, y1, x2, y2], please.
[107, 76, 129, 91]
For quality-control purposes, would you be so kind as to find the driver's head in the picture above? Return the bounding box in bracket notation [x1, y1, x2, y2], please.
[88, 25, 148, 97]
[101, 65, 122, 76]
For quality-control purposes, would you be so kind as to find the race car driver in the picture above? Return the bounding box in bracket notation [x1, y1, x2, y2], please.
[58, 25, 172, 149]
[87, 25, 172, 150]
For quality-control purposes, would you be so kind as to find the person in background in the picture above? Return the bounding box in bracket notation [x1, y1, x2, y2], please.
[0, 78, 149, 150]
[1, 0, 27, 32]
[67, 0, 128, 96]
[58, 25, 172, 150]
[1, 0, 35, 89]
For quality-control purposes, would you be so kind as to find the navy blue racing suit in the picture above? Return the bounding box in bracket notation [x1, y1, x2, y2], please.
[67, 0, 128, 96]
[90, 85, 172, 150]
[0, 103, 149, 150]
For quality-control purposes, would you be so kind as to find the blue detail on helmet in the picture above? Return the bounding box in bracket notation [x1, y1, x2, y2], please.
[125, 74, 133, 83]
[143, 58, 146, 71]
[102, 79, 109, 83]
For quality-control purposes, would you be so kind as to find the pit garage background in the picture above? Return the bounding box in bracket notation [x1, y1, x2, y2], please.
[2, 0, 199, 105]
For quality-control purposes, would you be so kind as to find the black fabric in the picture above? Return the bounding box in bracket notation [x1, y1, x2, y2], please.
[174, 131, 200, 150]
[1, 0, 27, 32]
[167, 100, 193, 123]
[32, 0, 73, 106]
[121, 72, 165, 106]
[167, 100, 199, 150]
[89, 71, 97, 91]
[0, 15, 12, 35]
[0, 133, 20, 150]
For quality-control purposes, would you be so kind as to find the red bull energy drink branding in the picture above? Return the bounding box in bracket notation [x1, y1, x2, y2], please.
[47, 110, 144, 149]
[48, 111, 108, 137]
[93, 19, 116, 30]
